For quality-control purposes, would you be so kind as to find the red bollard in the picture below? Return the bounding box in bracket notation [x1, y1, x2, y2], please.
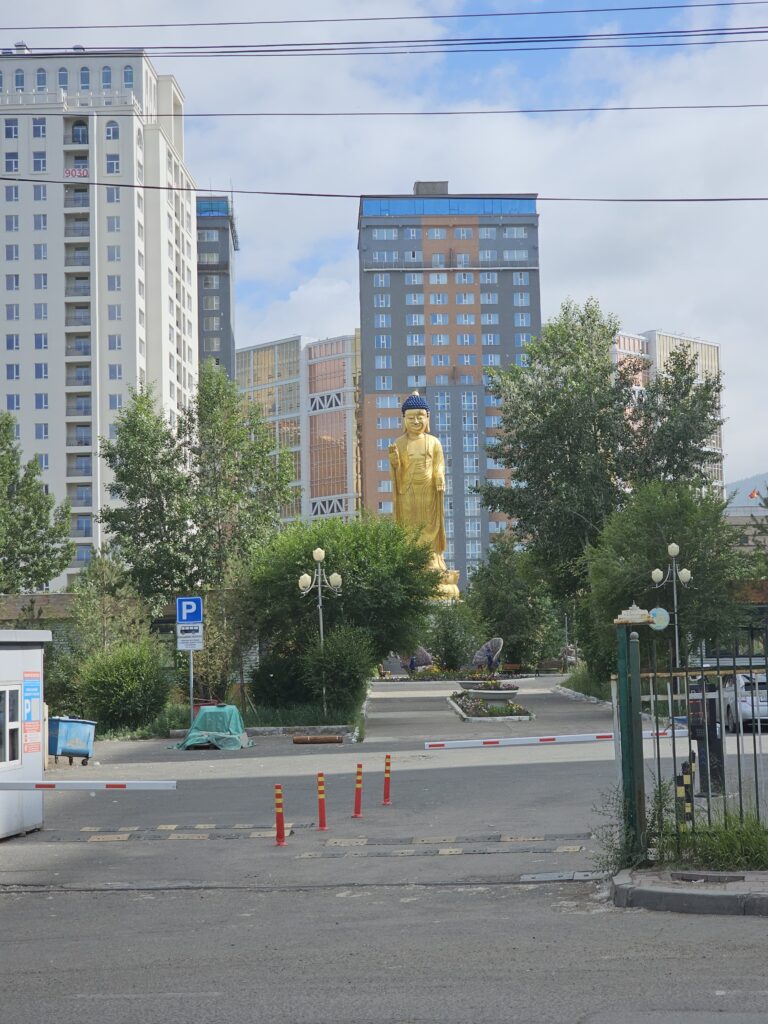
[383, 753, 392, 806]
[352, 763, 363, 818]
[274, 783, 286, 846]
[317, 771, 328, 831]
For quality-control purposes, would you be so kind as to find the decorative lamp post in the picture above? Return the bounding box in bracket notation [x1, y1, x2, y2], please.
[298, 547, 342, 716]
[651, 542, 692, 675]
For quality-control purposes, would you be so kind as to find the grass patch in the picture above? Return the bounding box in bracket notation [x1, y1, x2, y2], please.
[563, 664, 611, 702]
[663, 811, 768, 871]
[96, 703, 191, 740]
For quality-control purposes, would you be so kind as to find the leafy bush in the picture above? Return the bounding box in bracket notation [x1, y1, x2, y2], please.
[79, 640, 169, 731]
[250, 647, 312, 706]
[425, 602, 487, 671]
[562, 663, 610, 702]
[300, 625, 376, 714]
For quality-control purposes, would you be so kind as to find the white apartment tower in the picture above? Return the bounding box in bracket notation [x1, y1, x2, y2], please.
[0, 45, 198, 587]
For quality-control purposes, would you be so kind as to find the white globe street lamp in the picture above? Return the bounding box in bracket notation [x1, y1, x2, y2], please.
[651, 542, 692, 674]
[298, 550, 342, 716]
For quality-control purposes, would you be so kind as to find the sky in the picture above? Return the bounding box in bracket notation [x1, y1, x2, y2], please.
[11, 0, 768, 482]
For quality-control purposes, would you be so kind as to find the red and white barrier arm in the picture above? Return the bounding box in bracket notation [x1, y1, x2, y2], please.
[0, 780, 176, 791]
[425, 728, 686, 750]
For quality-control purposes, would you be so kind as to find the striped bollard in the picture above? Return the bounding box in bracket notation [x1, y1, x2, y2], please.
[382, 753, 392, 806]
[352, 763, 363, 818]
[274, 783, 286, 846]
[317, 772, 328, 831]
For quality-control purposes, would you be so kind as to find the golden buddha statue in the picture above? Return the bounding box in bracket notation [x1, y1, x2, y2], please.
[388, 392, 461, 600]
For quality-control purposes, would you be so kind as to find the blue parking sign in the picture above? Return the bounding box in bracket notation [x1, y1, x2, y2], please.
[176, 596, 203, 624]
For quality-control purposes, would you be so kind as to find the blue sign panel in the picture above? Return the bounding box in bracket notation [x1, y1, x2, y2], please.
[176, 596, 203, 624]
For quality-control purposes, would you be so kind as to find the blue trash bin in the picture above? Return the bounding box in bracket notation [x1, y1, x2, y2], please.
[48, 717, 96, 766]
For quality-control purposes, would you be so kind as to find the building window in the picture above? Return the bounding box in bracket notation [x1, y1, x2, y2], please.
[376, 395, 400, 408]
[431, 333, 449, 346]
[34, 304, 48, 321]
[34, 273, 48, 290]
[482, 333, 500, 346]
[34, 333, 48, 349]
[5, 335, 18, 351]
[431, 253, 446, 268]
[514, 312, 531, 326]
[504, 250, 528, 261]
[3, 119, 18, 140]
[107, 216, 121, 232]
[405, 313, 424, 326]
[34, 362, 48, 379]
[456, 314, 475, 325]
[513, 292, 530, 307]
[6, 364, 19, 381]
[102, 66, 112, 90]
[513, 271, 530, 285]
[32, 116, 46, 137]
[454, 226, 473, 239]
[33, 214, 48, 231]
[107, 275, 121, 291]
[481, 313, 499, 325]
[107, 245, 121, 262]
[375, 355, 392, 370]
[403, 250, 422, 263]
[107, 304, 122, 321]
[35, 423, 48, 440]
[5, 304, 19, 321]
[407, 375, 426, 388]
[406, 333, 424, 347]
[375, 376, 393, 391]
[35, 393, 48, 410]
[405, 293, 424, 306]
[459, 354, 477, 366]
[515, 333, 531, 345]
[5, 246, 18, 261]
[372, 228, 398, 240]
[373, 314, 391, 328]
[4, 186, 18, 203]
[431, 354, 450, 367]
[483, 353, 501, 367]
[106, 187, 121, 204]
[108, 363, 123, 381]
[58, 66, 68, 90]
[404, 272, 423, 285]
[106, 153, 120, 174]
[374, 335, 391, 349]
[429, 293, 449, 305]
[504, 226, 527, 238]
[430, 313, 449, 326]
[429, 273, 447, 285]
[457, 334, 476, 346]
[202, 296, 220, 310]
[479, 227, 497, 239]
[456, 293, 475, 305]
[80, 67, 90, 91]
[407, 354, 425, 367]
[37, 454, 49, 471]
[109, 393, 123, 410]
[403, 227, 422, 239]
[479, 250, 497, 262]
[373, 294, 391, 308]
[202, 274, 220, 289]
[14, 69, 25, 92]
[105, 120, 119, 140]
[123, 65, 134, 90]
[4, 154, 18, 174]
[427, 227, 446, 240]
[6, 394, 20, 411]
[5, 275, 19, 291]
[480, 292, 498, 304]
[455, 272, 474, 284]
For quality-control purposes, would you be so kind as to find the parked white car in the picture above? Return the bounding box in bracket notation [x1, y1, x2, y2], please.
[723, 673, 768, 732]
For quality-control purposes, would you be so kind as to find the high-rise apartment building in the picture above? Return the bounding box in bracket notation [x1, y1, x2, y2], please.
[196, 195, 238, 378]
[357, 181, 541, 586]
[0, 45, 198, 587]
[236, 333, 360, 521]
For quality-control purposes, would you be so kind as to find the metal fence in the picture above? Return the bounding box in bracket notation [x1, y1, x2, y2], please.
[633, 627, 768, 851]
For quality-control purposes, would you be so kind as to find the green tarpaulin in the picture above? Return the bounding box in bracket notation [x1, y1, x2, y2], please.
[175, 704, 252, 750]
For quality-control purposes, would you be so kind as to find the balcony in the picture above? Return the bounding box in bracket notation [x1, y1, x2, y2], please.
[66, 431, 92, 447]
[64, 219, 90, 238]
[66, 338, 91, 357]
[71, 525, 93, 539]
[66, 399, 92, 417]
[66, 370, 92, 387]
[67, 456, 93, 478]
[65, 311, 91, 328]
[64, 193, 89, 209]
[63, 131, 89, 146]
[65, 283, 91, 298]
[65, 250, 90, 267]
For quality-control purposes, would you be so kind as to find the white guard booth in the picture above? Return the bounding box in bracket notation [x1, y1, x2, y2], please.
[0, 630, 50, 840]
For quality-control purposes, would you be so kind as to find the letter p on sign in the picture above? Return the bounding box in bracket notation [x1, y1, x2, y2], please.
[176, 596, 203, 624]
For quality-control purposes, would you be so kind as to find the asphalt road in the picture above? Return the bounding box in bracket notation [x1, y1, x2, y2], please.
[2, 676, 767, 1023]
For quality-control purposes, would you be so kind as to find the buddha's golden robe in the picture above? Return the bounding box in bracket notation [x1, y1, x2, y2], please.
[389, 431, 447, 571]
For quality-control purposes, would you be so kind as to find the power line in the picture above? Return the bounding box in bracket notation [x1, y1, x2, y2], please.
[7, 102, 768, 119]
[3, 174, 768, 203]
[5, 1, 768, 31]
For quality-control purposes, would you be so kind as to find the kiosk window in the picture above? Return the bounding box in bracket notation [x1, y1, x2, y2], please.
[0, 686, 20, 763]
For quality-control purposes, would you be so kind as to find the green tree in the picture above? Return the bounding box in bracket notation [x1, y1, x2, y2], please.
[299, 625, 376, 714]
[424, 602, 487, 671]
[70, 548, 152, 654]
[480, 299, 639, 599]
[0, 412, 73, 591]
[99, 387, 194, 599]
[466, 538, 561, 667]
[79, 639, 169, 731]
[585, 481, 754, 682]
[481, 298, 725, 600]
[244, 514, 441, 667]
[629, 346, 723, 487]
[182, 360, 293, 587]
[100, 368, 292, 600]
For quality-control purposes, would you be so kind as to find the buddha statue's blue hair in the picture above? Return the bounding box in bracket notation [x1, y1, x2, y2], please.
[401, 391, 430, 416]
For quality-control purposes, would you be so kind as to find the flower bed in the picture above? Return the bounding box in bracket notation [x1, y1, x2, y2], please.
[459, 679, 519, 693]
[449, 691, 533, 720]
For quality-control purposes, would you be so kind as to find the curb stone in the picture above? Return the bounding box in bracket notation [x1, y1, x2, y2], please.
[611, 869, 768, 916]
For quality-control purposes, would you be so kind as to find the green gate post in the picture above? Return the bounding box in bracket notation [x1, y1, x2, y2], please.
[615, 616, 648, 862]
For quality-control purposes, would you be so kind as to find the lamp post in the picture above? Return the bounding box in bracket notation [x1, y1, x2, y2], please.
[298, 547, 342, 716]
[651, 542, 692, 676]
